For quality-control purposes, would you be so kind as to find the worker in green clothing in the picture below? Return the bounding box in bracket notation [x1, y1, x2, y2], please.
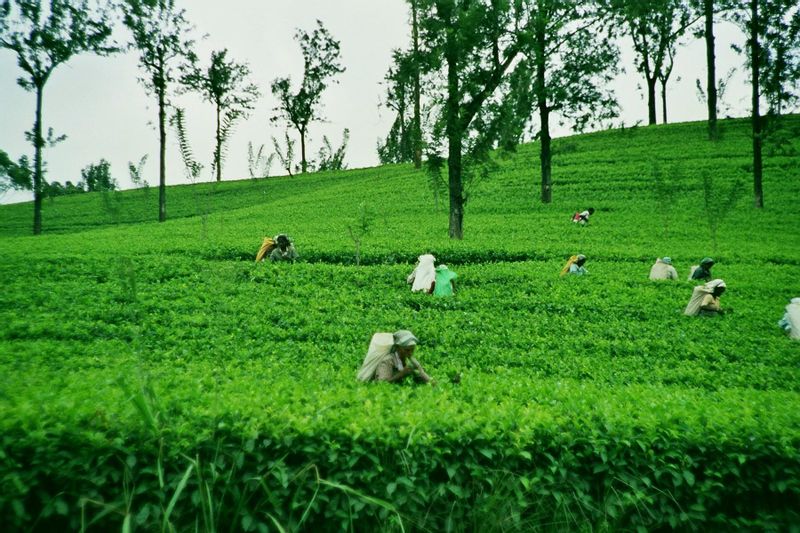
[433, 264, 458, 297]
[690, 257, 714, 280]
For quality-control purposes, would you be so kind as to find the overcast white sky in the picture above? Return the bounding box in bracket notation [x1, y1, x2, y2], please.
[0, 1, 753, 204]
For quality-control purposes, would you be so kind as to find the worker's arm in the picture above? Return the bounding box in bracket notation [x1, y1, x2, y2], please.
[409, 357, 434, 385]
[386, 367, 414, 382]
[699, 295, 721, 312]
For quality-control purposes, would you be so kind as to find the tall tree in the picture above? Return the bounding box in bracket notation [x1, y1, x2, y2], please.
[729, 0, 800, 208]
[120, 0, 194, 222]
[416, 0, 530, 239]
[410, 0, 423, 168]
[757, 2, 800, 115]
[696, 0, 721, 138]
[271, 20, 344, 174]
[603, 0, 693, 125]
[379, 1, 430, 167]
[0, 0, 115, 235]
[750, 0, 764, 208]
[524, 0, 619, 203]
[182, 49, 260, 182]
[378, 49, 421, 164]
[690, 0, 738, 139]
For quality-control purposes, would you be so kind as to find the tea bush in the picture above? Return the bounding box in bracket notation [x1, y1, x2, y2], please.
[1, 117, 799, 531]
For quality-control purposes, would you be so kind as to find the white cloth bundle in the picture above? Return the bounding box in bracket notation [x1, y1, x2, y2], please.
[407, 254, 436, 292]
[684, 279, 726, 316]
[786, 298, 800, 340]
[357, 333, 395, 381]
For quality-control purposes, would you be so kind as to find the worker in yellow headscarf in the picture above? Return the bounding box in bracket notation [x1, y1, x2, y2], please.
[560, 254, 588, 277]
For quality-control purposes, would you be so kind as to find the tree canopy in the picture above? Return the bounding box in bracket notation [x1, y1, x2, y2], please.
[271, 19, 345, 174]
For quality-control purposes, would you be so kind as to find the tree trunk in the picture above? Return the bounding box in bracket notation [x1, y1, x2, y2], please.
[215, 104, 222, 182]
[660, 79, 668, 124]
[158, 85, 167, 222]
[705, 0, 718, 140]
[33, 84, 44, 235]
[445, 21, 463, 239]
[412, 0, 422, 169]
[647, 75, 658, 125]
[751, 0, 763, 208]
[300, 128, 307, 174]
[535, 24, 552, 204]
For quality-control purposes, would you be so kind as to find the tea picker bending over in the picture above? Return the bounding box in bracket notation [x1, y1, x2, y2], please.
[357, 330, 435, 384]
[270, 234, 298, 262]
[649, 257, 678, 280]
[433, 264, 458, 297]
[572, 208, 594, 225]
[561, 254, 588, 276]
[684, 279, 727, 316]
[255, 233, 298, 262]
[778, 298, 800, 340]
[407, 254, 436, 293]
[689, 257, 714, 281]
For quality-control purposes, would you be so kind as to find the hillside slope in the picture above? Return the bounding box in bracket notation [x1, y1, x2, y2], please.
[1, 117, 799, 531]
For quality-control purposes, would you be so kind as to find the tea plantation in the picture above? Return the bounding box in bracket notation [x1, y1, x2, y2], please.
[1, 117, 799, 531]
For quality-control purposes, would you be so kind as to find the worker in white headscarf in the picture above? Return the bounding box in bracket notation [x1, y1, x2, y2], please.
[649, 257, 678, 280]
[407, 254, 436, 293]
[684, 279, 727, 316]
[778, 298, 800, 340]
[357, 330, 434, 384]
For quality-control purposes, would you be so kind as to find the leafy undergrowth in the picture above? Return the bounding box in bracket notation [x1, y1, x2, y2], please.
[1, 117, 799, 531]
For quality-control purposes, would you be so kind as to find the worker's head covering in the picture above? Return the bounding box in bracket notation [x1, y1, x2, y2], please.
[255, 236, 276, 262]
[276, 234, 290, 247]
[410, 254, 437, 292]
[700, 257, 714, 266]
[662, 256, 672, 265]
[436, 264, 449, 271]
[576, 254, 587, 265]
[357, 332, 395, 381]
[790, 297, 800, 304]
[393, 330, 418, 347]
[684, 279, 726, 316]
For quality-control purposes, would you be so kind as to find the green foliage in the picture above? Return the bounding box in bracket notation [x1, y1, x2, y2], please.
[270, 19, 345, 174]
[0, 0, 116, 91]
[181, 48, 260, 181]
[170, 107, 203, 183]
[0, 118, 799, 531]
[601, 0, 694, 124]
[650, 160, 681, 240]
[128, 154, 150, 194]
[424, 151, 445, 210]
[119, 0, 195, 99]
[415, 0, 534, 236]
[247, 141, 274, 179]
[272, 132, 296, 177]
[0, 0, 116, 233]
[347, 201, 374, 266]
[316, 128, 349, 172]
[120, 0, 196, 221]
[82, 158, 116, 192]
[701, 170, 745, 253]
[378, 50, 415, 165]
[0, 149, 32, 192]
